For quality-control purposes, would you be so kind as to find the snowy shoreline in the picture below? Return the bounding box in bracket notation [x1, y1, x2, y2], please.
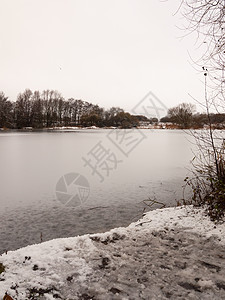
[0, 206, 225, 299]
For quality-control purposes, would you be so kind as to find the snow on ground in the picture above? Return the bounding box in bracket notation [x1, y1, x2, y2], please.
[0, 206, 225, 300]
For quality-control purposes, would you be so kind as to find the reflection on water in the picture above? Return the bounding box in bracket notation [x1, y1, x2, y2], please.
[0, 129, 194, 253]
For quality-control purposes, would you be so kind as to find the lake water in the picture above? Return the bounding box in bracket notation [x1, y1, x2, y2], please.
[0, 129, 194, 254]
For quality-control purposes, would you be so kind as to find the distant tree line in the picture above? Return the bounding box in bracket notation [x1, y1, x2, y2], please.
[2, 91, 224, 130]
[0, 89, 148, 129]
[160, 102, 225, 129]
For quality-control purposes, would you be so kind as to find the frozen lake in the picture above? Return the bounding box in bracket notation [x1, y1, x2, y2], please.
[0, 129, 194, 254]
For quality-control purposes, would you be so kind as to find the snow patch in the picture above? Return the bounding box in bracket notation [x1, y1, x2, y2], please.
[0, 206, 224, 299]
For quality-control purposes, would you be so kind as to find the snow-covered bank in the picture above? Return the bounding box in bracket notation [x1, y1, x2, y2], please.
[0, 206, 224, 300]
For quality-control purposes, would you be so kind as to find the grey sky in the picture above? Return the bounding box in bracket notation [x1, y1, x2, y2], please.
[0, 0, 205, 113]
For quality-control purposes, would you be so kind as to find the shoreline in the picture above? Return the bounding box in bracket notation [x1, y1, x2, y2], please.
[0, 206, 224, 299]
[1, 126, 225, 132]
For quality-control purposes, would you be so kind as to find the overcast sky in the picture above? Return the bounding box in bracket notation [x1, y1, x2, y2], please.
[0, 0, 206, 114]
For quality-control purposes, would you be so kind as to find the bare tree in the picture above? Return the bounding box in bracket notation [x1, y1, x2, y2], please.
[182, 0, 225, 109]
[15, 89, 33, 128]
[168, 102, 196, 128]
[181, 1, 225, 220]
[0, 92, 13, 128]
[31, 91, 43, 128]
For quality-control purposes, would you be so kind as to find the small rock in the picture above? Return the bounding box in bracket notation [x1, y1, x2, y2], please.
[32, 264, 39, 271]
[67, 276, 73, 282]
[109, 287, 121, 294]
[99, 257, 110, 269]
